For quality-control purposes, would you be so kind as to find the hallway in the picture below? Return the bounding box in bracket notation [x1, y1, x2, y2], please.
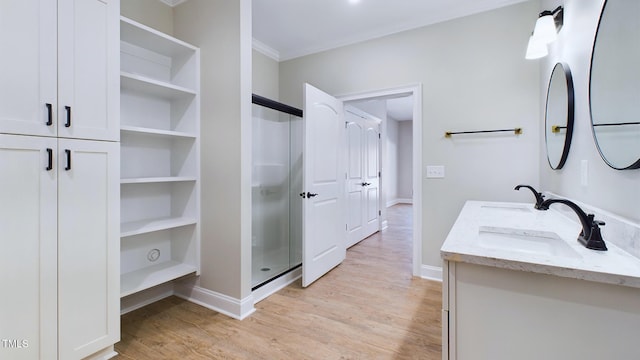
[116, 205, 442, 359]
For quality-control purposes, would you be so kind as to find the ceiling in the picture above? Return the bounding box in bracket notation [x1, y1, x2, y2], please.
[253, 0, 529, 61]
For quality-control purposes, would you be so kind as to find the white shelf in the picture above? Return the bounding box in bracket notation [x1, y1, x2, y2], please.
[120, 14, 200, 300]
[120, 261, 197, 298]
[120, 177, 196, 184]
[121, 16, 197, 57]
[121, 217, 197, 238]
[121, 71, 196, 100]
[121, 125, 196, 139]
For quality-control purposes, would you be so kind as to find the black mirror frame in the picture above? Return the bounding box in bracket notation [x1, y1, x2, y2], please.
[588, 0, 640, 170]
[545, 62, 575, 170]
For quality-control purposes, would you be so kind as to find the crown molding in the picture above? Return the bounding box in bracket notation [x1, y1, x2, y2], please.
[252, 38, 280, 62]
[158, 0, 189, 7]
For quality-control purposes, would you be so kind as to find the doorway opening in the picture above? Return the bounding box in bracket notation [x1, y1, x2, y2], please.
[340, 84, 422, 276]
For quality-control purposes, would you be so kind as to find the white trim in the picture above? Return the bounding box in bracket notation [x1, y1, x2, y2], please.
[252, 267, 302, 304]
[84, 347, 118, 360]
[381, 220, 389, 230]
[252, 38, 281, 62]
[421, 264, 443, 282]
[120, 282, 175, 315]
[387, 198, 413, 207]
[339, 83, 423, 277]
[158, 0, 189, 7]
[174, 284, 256, 320]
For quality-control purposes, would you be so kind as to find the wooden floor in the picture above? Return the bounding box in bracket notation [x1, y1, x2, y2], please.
[115, 205, 442, 359]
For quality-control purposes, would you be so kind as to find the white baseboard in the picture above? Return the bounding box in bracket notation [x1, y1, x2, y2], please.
[386, 198, 413, 207]
[84, 346, 118, 360]
[120, 282, 175, 315]
[381, 220, 389, 230]
[175, 283, 256, 320]
[421, 264, 443, 282]
[252, 267, 302, 304]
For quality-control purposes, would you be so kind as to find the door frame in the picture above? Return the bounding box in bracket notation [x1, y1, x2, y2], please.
[339, 84, 423, 277]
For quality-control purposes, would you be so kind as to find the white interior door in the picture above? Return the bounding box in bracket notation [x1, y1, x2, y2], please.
[345, 109, 380, 248]
[302, 84, 345, 287]
[346, 115, 365, 247]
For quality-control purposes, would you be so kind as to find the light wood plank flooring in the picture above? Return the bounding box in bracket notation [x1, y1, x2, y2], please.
[115, 204, 442, 359]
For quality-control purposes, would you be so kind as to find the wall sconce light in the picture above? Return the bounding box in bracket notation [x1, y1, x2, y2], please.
[525, 6, 564, 59]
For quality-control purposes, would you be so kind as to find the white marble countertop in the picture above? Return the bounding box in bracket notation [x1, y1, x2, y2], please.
[440, 200, 640, 288]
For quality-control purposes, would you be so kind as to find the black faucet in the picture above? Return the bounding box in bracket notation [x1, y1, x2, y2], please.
[539, 198, 607, 251]
[514, 185, 545, 210]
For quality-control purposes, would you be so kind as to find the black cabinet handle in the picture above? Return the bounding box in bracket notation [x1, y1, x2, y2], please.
[307, 192, 318, 198]
[64, 106, 71, 127]
[46, 148, 53, 171]
[45, 103, 53, 126]
[65, 149, 71, 171]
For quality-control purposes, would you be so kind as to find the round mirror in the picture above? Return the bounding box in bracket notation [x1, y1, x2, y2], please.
[589, 0, 640, 170]
[545, 62, 574, 170]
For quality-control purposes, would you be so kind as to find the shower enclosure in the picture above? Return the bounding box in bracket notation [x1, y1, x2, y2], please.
[251, 95, 303, 288]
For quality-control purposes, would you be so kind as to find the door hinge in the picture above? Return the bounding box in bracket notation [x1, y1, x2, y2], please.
[345, 121, 348, 128]
[378, 133, 381, 139]
[378, 171, 381, 178]
[379, 210, 381, 216]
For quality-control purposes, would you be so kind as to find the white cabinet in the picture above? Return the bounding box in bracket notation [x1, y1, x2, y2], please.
[0, 0, 119, 359]
[0, 135, 119, 360]
[0, 135, 57, 360]
[443, 261, 640, 360]
[119, 17, 200, 298]
[58, 140, 120, 360]
[0, 0, 119, 141]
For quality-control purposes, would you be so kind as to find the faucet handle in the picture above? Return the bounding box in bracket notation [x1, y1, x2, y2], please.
[587, 213, 606, 226]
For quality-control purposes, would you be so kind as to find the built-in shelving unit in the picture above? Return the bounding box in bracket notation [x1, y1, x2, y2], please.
[119, 16, 200, 299]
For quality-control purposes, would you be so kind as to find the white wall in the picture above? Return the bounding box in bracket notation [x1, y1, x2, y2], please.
[173, 0, 253, 300]
[120, 0, 174, 35]
[279, 1, 541, 269]
[539, 0, 640, 224]
[398, 121, 413, 200]
[252, 49, 279, 100]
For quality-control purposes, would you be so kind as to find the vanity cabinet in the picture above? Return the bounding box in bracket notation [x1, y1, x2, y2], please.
[441, 201, 640, 359]
[0, 0, 120, 359]
[119, 17, 201, 299]
[442, 260, 640, 360]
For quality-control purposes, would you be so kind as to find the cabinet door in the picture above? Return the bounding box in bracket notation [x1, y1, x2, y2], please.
[57, 139, 119, 359]
[58, 0, 119, 141]
[0, 134, 57, 360]
[0, 0, 57, 137]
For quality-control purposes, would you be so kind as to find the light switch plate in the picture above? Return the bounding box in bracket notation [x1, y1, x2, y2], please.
[426, 165, 445, 178]
[581, 160, 588, 186]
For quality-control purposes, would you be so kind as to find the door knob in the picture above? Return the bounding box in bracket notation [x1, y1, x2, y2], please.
[361, 182, 371, 186]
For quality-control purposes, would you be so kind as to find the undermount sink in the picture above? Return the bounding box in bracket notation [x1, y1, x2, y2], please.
[478, 226, 581, 259]
[479, 204, 532, 213]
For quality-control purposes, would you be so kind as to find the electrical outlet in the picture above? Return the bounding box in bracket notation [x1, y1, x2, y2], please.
[426, 165, 445, 178]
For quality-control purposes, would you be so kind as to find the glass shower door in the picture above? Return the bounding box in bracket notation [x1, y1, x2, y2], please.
[252, 100, 302, 288]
